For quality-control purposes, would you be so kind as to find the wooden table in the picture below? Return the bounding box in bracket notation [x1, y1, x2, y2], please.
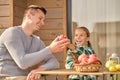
[103, 71, 120, 80]
[37, 69, 103, 80]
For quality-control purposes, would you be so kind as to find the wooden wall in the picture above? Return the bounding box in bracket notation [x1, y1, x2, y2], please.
[28, 0, 66, 45]
[27, 0, 67, 67]
[0, 0, 67, 80]
[13, 0, 27, 26]
[0, 0, 13, 34]
[0, 0, 27, 34]
[27, 0, 67, 80]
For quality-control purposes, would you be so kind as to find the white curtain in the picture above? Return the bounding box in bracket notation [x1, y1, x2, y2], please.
[72, 0, 120, 66]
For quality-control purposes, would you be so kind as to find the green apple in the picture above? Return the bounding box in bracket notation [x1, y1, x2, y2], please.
[115, 64, 120, 71]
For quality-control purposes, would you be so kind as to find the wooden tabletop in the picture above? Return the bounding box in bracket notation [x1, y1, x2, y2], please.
[103, 71, 120, 74]
[0, 74, 9, 77]
[37, 69, 103, 75]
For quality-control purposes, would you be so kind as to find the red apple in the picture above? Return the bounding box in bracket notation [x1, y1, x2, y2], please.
[89, 54, 97, 58]
[79, 62, 86, 65]
[81, 56, 89, 64]
[92, 60, 101, 64]
[78, 54, 86, 63]
[58, 34, 67, 41]
[88, 56, 98, 64]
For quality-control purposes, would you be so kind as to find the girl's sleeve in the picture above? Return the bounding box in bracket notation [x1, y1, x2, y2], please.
[65, 49, 74, 69]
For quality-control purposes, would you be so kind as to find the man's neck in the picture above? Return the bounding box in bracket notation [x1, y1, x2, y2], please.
[21, 23, 33, 36]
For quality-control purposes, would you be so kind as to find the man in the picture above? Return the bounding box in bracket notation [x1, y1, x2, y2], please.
[0, 5, 70, 80]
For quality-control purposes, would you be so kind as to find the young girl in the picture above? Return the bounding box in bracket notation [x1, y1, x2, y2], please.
[66, 26, 96, 80]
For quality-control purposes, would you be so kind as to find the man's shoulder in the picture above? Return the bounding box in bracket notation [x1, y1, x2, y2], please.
[1, 27, 16, 36]
[5, 26, 20, 33]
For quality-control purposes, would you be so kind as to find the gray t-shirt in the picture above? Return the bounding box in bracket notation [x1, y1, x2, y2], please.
[0, 26, 59, 77]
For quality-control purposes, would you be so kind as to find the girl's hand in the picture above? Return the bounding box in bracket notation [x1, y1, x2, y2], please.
[67, 44, 75, 50]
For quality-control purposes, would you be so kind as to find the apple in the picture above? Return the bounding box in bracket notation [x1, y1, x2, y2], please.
[79, 62, 86, 65]
[88, 57, 98, 64]
[58, 34, 67, 41]
[89, 54, 97, 58]
[81, 56, 89, 64]
[92, 60, 102, 64]
[78, 54, 86, 63]
[88, 54, 98, 64]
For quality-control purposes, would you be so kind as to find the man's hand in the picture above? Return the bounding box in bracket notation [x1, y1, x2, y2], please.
[48, 35, 70, 54]
[26, 67, 45, 80]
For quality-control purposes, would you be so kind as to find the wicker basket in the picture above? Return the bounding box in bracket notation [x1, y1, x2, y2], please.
[74, 64, 101, 72]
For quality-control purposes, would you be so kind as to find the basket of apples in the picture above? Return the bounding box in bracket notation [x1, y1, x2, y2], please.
[74, 54, 102, 72]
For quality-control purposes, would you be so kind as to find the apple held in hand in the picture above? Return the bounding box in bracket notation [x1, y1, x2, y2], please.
[58, 34, 67, 41]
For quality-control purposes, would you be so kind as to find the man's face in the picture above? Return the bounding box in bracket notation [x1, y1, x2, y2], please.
[28, 9, 46, 31]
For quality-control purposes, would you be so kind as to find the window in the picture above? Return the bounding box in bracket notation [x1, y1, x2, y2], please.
[70, 0, 120, 65]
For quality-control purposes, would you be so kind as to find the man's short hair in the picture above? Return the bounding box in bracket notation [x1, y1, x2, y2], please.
[26, 5, 47, 15]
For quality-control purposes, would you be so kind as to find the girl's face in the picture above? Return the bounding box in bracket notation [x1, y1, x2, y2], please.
[74, 29, 89, 46]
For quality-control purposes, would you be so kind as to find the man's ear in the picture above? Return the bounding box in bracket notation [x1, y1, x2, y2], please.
[26, 12, 32, 23]
[27, 12, 31, 19]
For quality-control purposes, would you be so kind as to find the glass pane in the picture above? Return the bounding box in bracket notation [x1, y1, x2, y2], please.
[72, 0, 120, 72]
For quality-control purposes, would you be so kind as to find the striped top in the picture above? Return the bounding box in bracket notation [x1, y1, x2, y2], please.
[65, 46, 96, 80]
[65, 45, 95, 69]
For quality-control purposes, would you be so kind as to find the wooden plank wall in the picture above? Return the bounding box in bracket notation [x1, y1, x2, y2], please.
[13, 0, 27, 26]
[27, 0, 67, 80]
[27, 0, 66, 64]
[28, 0, 65, 45]
[0, 0, 13, 34]
[0, 0, 67, 80]
[0, 0, 27, 34]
